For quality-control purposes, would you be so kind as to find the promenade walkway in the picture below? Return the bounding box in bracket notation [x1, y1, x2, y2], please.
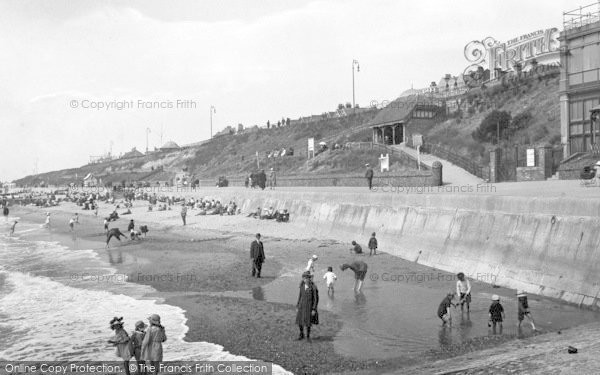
[392, 143, 483, 186]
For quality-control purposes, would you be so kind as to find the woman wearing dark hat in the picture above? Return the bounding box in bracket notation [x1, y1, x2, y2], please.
[108, 317, 133, 375]
[130, 321, 147, 374]
[296, 271, 319, 341]
[141, 314, 167, 374]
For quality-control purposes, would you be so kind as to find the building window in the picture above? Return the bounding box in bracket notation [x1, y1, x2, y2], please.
[570, 123, 584, 135]
[570, 101, 584, 121]
[568, 47, 583, 74]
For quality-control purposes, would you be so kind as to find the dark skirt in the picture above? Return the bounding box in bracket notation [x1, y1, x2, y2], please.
[296, 283, 318, 327]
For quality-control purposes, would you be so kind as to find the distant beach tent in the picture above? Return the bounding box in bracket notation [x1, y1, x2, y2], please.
[160, 141, 181, 152]
[83, 173, 99, 187]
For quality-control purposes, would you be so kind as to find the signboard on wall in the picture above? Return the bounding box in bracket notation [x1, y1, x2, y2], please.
[463, 27, 560, 82]
[379, 154, 389, 172]
[526, 148, 535, 167]
[412, 134, 423, 147]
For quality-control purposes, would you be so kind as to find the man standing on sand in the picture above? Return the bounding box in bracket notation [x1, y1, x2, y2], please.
[365, 164, 374, 190]
[9, 220, 17, 236]
[250, 233, 265, 278]
[269, 168, 277, 190]
[180, 203, 187, 226]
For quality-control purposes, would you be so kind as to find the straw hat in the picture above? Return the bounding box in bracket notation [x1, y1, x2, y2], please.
[312, 254, 318, 260]
[516, 290, 527, 297]
[492, 294, 500, 301]
[109, 316, 124, 328]
[135, 320, 147, 329]
[148, 314, 161, 325]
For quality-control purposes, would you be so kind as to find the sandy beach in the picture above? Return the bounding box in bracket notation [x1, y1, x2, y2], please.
[9, 197, 600, 374]
[11, 202, 392, 374]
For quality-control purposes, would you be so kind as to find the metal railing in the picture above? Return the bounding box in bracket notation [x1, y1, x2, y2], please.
[563, 1, 600, 31]
[421, 143, 489, 180]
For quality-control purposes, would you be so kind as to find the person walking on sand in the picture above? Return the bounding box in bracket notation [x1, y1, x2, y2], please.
[340, 260, 368, 293]
[43, 212, 51, 229]
[456, 272, 472, 313]
[368, 232, 378, 256]
[296, 271, 319, 341]
[269, 168, 277, 189]
[141, 314, 166, 375]
[108, 317, 133, 375]
[365, 163, 374, 190]
[437, 292, 456, 326]
[180, 203, 187, 226]
[9, 220, 17, 236]
[488, 294, 505, 334]
[306, 254, 318, 275]
[130, 321, 147, 375]
[250, 233, 265, 278]
[517, 290, 536, 331]
[323, 266, 337, 295]
[128, 219, 135, 233]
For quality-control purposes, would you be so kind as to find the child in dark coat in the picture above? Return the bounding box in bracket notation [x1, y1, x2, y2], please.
[368, 232, 378, 256]
[488, 295, 505, 333]
[129, 321, 146, 374]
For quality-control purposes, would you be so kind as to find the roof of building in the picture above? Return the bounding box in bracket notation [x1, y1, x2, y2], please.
[121, 148, 144, 159]
[160, 141, 180, 150]
[369, 96, 419, 127]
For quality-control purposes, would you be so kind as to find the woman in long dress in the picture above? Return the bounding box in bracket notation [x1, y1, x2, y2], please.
[296, 271, 319, 341]
[141, 314, 167, 375]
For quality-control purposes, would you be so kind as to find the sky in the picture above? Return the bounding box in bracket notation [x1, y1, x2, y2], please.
[0, 0, 579, 181]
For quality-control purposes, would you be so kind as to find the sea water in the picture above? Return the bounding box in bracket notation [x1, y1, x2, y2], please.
[0, 219, 290, 373]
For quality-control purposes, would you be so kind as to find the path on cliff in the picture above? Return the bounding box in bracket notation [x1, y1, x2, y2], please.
[392, 144, 484, 186]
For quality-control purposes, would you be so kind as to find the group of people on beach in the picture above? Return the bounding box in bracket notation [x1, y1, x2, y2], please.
[108, 315, 166, 375]
[437, 272, 537, 333]
[245, 168, 277, 189]
[249, 232, 369, 341]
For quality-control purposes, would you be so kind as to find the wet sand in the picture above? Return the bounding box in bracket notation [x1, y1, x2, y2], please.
[10, 201, 600, 374]
[12, 206, 388, 374]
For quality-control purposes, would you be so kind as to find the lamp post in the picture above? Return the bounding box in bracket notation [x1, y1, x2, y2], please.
[352, 59, 360, 109]
[145, 127, 151, 154]
[210, 105, 216, 138]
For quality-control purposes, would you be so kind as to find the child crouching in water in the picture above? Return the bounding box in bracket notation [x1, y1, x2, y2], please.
[517, 290, 536, 331]
[323, 266, 337, 295]
[437, 292, 456, 326]
[488, 294, 505, 334]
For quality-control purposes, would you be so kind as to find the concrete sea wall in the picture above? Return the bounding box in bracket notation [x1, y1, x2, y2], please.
[201, 188, 600, 309]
